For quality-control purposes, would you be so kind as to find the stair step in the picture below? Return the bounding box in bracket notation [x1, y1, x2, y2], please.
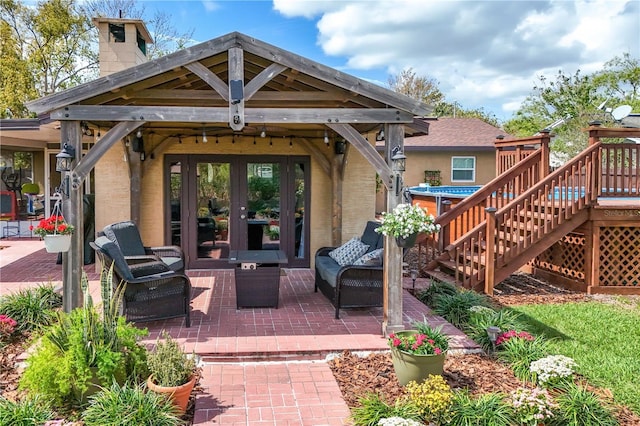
[421, 268, 458, 286]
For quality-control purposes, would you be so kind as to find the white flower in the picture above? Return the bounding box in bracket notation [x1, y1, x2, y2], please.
[378, 417, 424, 426]
[376, 203, 440, 238]
[530, 355, 577, 384]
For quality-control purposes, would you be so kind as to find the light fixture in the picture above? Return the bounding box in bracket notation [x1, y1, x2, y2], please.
[289, 136, 293, 148]
[97, 128, 101, 138]
[486, 326, 501, 352]
[232, 134, 235, 144]
[195, 135, 199, 144]
[410, 269, 418, 293]
[375, 125, 385, 141]
[334, 138, 346, 155]
[178, 136, 182, 144]
[260, 125, 267, 138]
[391, 150, 406, 172]
[56, 143, 76, 172]
[82, 122, 93, 136]
[215, 135, 219, 144]
[253, 135, 257, 145]
[202, 128, 208, 143]
[269, 136, 273, 146]
[323, 129, 329, 145]
[136, 129, 142, 139]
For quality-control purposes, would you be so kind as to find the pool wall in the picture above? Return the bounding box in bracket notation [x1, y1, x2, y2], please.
[409, 185, 481, 216]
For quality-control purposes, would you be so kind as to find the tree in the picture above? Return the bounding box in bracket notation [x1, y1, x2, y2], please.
[0, 0, 95, 118]
[504, 54, 640, 163]
[387, 68, 500, 127]
[387, 68, 444, 107]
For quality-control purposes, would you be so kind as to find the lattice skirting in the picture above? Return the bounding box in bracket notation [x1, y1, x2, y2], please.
[533, 232, 585, 284]
[534, 226, 640, 290]
[598, 226, 640, 287]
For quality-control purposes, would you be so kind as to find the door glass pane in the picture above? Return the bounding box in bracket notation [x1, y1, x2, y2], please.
[294, 162, 305, 259]
[169, 161, 182, 246]
[247, 162, 280, 250]
[196, 162, 230, 259]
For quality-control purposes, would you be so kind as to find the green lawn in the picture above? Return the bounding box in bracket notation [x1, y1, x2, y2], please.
[512, 301, 640, 414]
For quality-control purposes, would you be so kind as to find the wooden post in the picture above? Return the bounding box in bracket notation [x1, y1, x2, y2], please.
[60, 121, 84, 312]
[484, 207, 497, 295]
[331, 155, 342, 246]
[383, 123, 404, 336]
[440, 200, 452, 250]
[539, 130, 550, 178]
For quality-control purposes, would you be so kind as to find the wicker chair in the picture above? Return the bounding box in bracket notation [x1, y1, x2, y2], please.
[102, 221, 185, 273]
[91, 236, 191, 327]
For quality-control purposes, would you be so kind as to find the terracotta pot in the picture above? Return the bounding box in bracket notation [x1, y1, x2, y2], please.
[43, 234, 71, 253]
[147, 374, 197, 415]
[390, 331, 446, 385]
[395, 233, 418, 248]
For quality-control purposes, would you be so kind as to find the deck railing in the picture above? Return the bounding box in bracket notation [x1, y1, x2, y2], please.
[443, 142, 601, 292]
[600, 144, 640, 197]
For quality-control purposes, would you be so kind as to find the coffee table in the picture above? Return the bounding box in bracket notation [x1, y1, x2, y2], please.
[228, 250, 287, 308]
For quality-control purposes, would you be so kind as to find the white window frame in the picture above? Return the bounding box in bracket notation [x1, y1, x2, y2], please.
[451, 156, 476, 182]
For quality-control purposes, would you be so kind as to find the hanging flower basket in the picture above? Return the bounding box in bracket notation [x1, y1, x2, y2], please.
[43, 234, 72, 253]
[395, 233, 419, 248]
[375, 203, 440, 248]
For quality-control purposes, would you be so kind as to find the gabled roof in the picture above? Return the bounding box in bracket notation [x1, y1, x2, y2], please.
[26, 31, 430, 126]
[377, 117, 509, 152]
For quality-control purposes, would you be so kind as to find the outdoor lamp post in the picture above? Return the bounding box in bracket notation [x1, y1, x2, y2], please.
[486, 326, 501, 352]
[391, 150, 406, 196]
[56, 143, 76, 172]
[410, 269, 418, 293]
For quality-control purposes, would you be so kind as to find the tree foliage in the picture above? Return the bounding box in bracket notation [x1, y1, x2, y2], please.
[387, 68, 500, 127]
[1, 0, 95, 118]
[0, 0, 194, 118]
[504, 53, 640, 163]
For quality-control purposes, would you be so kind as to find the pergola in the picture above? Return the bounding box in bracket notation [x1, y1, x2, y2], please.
[26, 31, 432, 335]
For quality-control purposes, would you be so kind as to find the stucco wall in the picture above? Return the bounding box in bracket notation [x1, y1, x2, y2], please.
[94, 142, 131, 234]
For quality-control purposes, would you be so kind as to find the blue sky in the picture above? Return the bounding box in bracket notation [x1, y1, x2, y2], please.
[140, 1, 638, 122]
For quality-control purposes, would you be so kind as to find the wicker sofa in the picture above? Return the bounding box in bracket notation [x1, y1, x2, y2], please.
[314, 221, 384, 319]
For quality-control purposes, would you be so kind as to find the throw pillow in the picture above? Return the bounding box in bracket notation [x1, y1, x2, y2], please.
[329, 237, 370, 266]
[353, 248, 384, 266]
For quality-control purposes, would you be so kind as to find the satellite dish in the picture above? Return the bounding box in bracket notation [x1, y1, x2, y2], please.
[611, 105, 632, 121]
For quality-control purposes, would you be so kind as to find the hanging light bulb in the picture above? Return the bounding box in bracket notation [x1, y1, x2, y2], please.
[195, 135, 199, 144]
[324, 129, 329, 145]
[269, 136, 273, 146]
[202, 128, 208, 143]
[253, 135, 257, 145]
[178, 136, 182, 144]
[215, 135, 219, 144]
[260, 125, 267, 138]
[232, 134, 235, 144]
[97, 128, 101, 138]
[289, 136, 293, 148]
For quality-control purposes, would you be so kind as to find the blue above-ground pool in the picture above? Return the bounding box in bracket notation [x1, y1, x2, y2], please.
[409, 185, 482, 198]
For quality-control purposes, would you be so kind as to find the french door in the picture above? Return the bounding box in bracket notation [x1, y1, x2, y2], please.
[165, 155, 309, 269]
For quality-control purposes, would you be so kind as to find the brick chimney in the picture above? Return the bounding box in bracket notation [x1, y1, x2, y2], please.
[92, 17, 153, 76]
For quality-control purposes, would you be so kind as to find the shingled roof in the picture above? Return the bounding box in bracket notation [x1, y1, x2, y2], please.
[377, 117, 510, 152]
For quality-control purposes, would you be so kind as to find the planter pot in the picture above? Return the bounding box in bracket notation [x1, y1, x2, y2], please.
[390, 331, 446, 385]
[395, 233, 418, 248]
[43, 234, 71, 253]
[147, 374, 197, 415]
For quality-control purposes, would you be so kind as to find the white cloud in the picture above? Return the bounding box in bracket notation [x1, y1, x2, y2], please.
[201, 1, 220, 13]
[273, 0, 639, 118]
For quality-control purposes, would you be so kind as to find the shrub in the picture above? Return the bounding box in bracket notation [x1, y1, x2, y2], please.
[81, 381, 181, 426]
[530, 355, 577, 388]
[448, 390, 515, 426]
[405, 375, 452, 423]
[0, 283, 61, 332]
[377, 418, 423, 426]
[550, 383, 618, 426]
[147, 331, 197, 387]
[0, 395, 56, 426]
[433, 290, 492, 328]
[350, 393, 421, 426]
[416, 280, 458, 307]
[496, 337, 550, 382]
[510, 387, 557, 426]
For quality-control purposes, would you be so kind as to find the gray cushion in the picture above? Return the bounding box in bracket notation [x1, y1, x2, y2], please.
[94, 236, 134, 281]
[316, 255, 341, 288]
[160, 256, 184, 272]
[353, 248, 384, 266]
[329, 237, 369, 266]
[360, 221, 382, 250]
[103, 221, 147, 256]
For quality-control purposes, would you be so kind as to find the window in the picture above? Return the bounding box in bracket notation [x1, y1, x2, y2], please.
[451, 157, 475, 182]
[109, 23, 125, 43]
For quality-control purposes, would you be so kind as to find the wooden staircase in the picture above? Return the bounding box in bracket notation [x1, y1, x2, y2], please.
[422, 130, 610, 294]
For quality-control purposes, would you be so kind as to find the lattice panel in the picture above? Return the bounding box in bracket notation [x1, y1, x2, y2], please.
[598, 227, 640, 287]
[534, 232, 585, 282]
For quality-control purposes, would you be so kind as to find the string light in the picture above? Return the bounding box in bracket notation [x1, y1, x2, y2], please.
[202, 127, 208, 143]
[324, 129, 329, 145]
[178, 136, 182, 144]
[136, 129, 142, 138]
[215, 135, 219, 144]
[253, 135, 257, 145]
[269, 136, 273, 146]
[195, 135, 199, 144]
[260, 125, 267, 138]
[289, 136, 293, 148]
